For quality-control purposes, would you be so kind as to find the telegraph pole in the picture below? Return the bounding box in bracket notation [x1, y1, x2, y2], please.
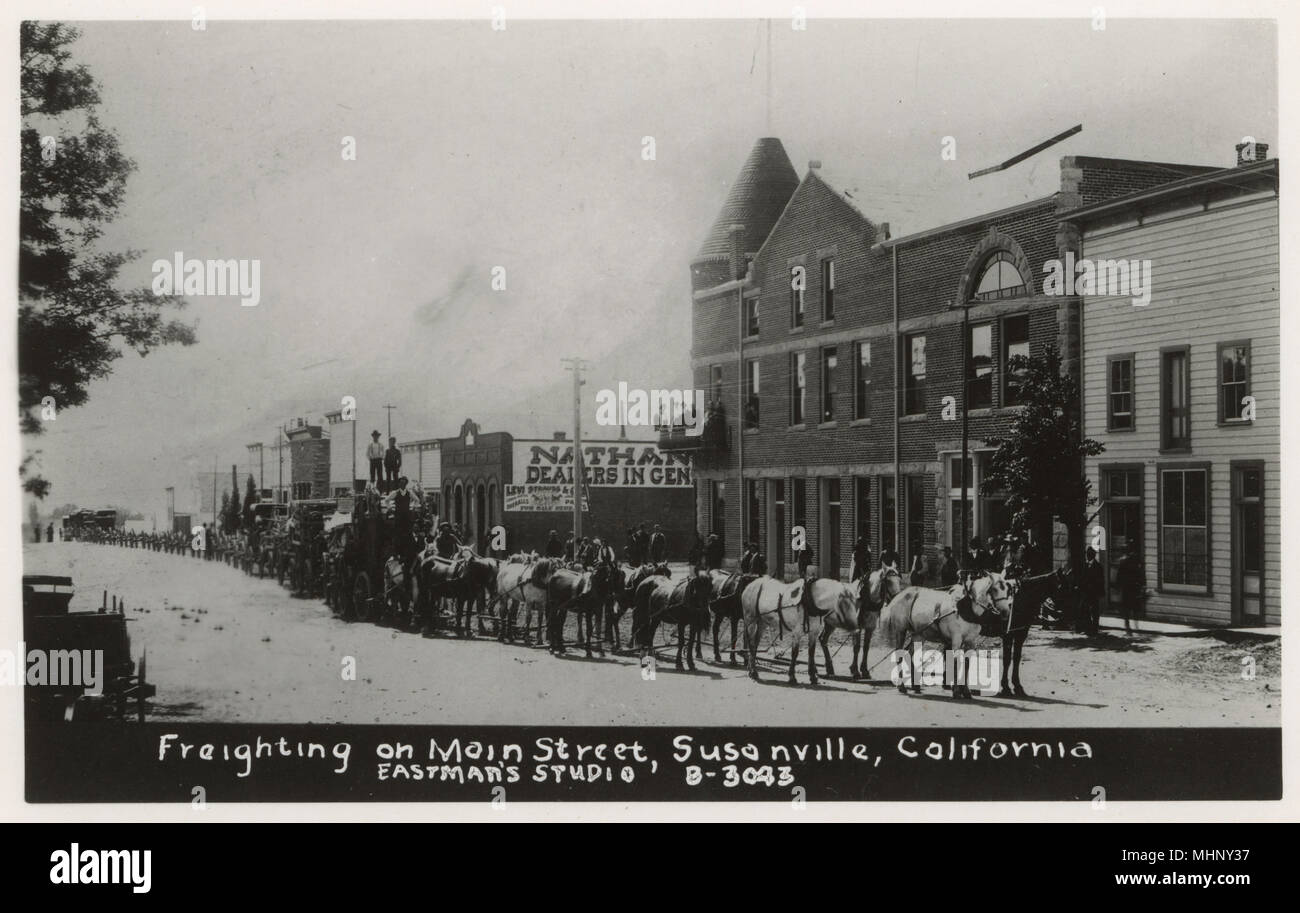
[165, 487, 174, 531]
[382, 403, 397, 440]
[561, 357, 589, 541]
[212, 455, 218, 527]
[278, 423, 284, 504]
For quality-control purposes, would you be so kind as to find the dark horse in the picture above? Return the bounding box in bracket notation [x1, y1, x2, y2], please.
[632, 572, 714, 671]
[706, 570, 760, 665]
[996, 570, 1061, 697]
[546, 563, 617, 656]
[414, 548, 497, 637]
[606, 563, 670, 651]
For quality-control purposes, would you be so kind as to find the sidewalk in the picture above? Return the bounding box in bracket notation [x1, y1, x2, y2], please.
[1095, 613, 1278, 640]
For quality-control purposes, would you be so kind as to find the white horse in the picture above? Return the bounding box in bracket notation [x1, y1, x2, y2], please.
[878, 573, 1014, 699]
[741, 576, 858, 686]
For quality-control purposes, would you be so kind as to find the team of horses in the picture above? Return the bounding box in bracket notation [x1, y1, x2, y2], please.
[393, 544, 1060, 699]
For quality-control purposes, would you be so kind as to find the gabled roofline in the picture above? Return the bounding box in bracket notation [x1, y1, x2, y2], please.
[748, 169, 877, 269]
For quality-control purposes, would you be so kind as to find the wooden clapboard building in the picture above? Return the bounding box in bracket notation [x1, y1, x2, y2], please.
[1070, 146, 1279, 626]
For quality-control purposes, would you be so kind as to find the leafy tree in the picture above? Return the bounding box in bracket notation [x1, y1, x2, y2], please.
[981, 344, 1104, 572]
[19, 22, 197, 497]
[228, 465, 241, 532]
[243, 474, 259, 522]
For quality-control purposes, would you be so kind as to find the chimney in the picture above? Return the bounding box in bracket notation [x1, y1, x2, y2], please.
[727, 223, 746, 281]
[879, 221, 891, 241]
[1235, 140, 1269, 166]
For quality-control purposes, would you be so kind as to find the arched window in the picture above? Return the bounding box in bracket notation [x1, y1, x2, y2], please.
[972, 251, 1027, 301]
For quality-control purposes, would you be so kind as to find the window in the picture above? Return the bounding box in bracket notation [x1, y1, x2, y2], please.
[1002, 315, 1029, 406]
[792, 478, 807, 531]
[972, 250, 1027, 301]
[770, 480, 785, 570]
[905, 475, 926, 566]
[1218, 341, 1251, 424]
[881, 476, 896, 553]
[821, 347, 837, 422]
[746, 298, 759, 337]
[821, 258, 835, 321]
[904, 333, 927, 415]
[1107, 468, 1142, 499]
[744, 359, 760, 430]
[1107, 355, 1134, 431]
[710, 364, 723, 406]
[790, 267, 805, 328]
[854, 340, 871, 419]
[855, 477, 871, 541]
[968, 323, 993, 410]
[823, 479, 842, 578]
[293, 482, 312, 500]
[948, 456, 974, 551]
[1161, 468, 1208, 591]
[710, 481, 726, 542]
[1161, 347, 1190, 450]
[791, 352, 806, 425]
[747, 479, 761, 545]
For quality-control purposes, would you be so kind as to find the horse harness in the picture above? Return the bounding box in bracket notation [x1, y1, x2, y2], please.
[752, 579, 828, 635]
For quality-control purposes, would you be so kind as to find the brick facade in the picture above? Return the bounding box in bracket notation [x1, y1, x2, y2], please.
[682, 139, 1216, 581]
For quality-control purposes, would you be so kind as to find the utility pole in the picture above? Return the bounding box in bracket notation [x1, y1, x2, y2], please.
[382, 403, 397, 440]
[212, 455, 218, 527]
[165, 487, 174, 531]
[278, 423, 284, 504]
[562, 357, 589, 542]
[351, 417, 357, 494]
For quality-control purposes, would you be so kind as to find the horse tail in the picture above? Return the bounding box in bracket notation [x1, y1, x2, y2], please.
[632, 578, 654, 648]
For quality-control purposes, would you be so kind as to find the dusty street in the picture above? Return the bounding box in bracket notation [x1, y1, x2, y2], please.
[23, 542, 1280, 727]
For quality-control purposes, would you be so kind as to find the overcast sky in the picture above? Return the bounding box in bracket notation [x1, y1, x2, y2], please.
[23, 17, 1276, 517]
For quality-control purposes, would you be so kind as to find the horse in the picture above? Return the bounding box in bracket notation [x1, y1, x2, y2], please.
[877, 573, 1014, 699]
[607, 563, 671, 651]
[632, 571, 714, 671]
[822, 566, 906, 680]
[493, 559, 536, 643]
[517, 558, 559, 645]
[994, 571, 1059, 697]
[706, 570, 760, 665]
[545, 563, 617, 656]
[413, 546, 481, 635]
[741, 576, 856, 686]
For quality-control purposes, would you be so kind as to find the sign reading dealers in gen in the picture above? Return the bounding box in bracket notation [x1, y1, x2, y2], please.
[505, 440, 691, 512]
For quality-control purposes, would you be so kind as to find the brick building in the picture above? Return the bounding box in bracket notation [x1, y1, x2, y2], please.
[285, 419, 331, 501]
[414, 419, 695, 557]
[672, 137, 1217, 579]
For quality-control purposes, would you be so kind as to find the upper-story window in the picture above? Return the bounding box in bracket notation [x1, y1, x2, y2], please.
[968, 323, 993, 410]
[973, 250, 1028, 302]
[744, 359, 760, 430]
[1002, 314, 1030, 406]
[821, 258, 835, 321]
[904, 333, 927, 416]
[1161, 347, 1191, 450]
[710, 364, 723, 406]
[790, 266, 805, 328]
[790, 352, 807, 425]
[821, 347, 837, 423]
[1218, 341, 1251, 424]
[854, 340, 871, 420]
[745, 298, 759, 337]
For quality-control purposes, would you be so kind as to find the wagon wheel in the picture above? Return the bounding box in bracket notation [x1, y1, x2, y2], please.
[353, 571, 373, 623]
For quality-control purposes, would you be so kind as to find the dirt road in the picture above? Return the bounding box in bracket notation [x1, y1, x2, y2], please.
[22, 543, 1279, 727]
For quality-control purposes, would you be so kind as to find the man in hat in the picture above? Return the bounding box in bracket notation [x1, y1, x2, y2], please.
[544, 529, 564, 558]
[704, 533, 724, 571]
[384, 436, 402, 491]
[366, 430, 385, 490]
[434, 521, 462, 560]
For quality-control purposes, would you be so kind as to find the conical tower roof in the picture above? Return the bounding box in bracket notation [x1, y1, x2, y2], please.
[693, 137, 800, 264]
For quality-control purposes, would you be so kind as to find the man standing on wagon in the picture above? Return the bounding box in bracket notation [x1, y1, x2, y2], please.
[367, 430, 385, 490]
[384, 436, 402, 492]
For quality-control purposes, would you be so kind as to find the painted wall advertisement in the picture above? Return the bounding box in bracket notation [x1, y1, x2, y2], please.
[512, 440, 692, 488]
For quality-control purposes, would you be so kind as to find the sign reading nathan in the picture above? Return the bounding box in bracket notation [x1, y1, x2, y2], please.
[512, 441, 692, 488]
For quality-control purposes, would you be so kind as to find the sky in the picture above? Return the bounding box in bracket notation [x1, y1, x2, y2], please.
[21, 17, 1277, 518]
